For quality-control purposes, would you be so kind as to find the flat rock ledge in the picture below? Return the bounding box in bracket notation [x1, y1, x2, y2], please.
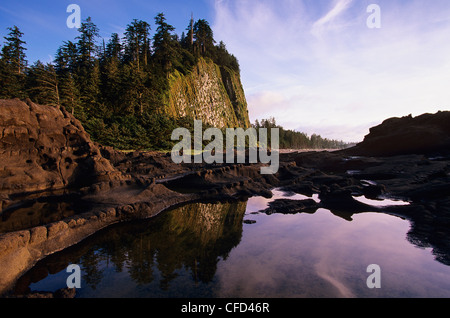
[0, 160, 276, 296]
[0, 183, 189, 295]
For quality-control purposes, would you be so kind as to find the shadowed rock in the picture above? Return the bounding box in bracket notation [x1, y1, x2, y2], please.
[260, 198, 319, 215]
[0, 99, 125, 202]
[343, 111, 450, 157]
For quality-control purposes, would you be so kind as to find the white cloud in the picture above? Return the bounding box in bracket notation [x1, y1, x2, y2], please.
[311, 0, 354, 36]
[213, 0, 450, 142]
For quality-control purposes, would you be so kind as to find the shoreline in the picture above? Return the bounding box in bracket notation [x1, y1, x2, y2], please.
[1, 100, 449, 297]
[2, 149, 450, 296]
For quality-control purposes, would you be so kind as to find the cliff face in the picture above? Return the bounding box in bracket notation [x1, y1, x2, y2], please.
[166, 58, 251, 129]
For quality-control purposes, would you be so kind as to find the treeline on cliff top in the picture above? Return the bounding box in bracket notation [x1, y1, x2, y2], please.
[0, 14, 350, 151]
[0, 14, 239, 150]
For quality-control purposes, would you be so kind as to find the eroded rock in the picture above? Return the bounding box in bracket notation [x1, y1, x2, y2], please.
[0, 99, 125, 200]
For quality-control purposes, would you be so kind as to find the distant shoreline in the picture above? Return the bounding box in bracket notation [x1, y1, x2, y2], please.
[278, 149, 340, 154]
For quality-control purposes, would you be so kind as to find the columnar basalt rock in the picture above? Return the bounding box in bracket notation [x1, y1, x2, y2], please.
[167, 58, 250, 129]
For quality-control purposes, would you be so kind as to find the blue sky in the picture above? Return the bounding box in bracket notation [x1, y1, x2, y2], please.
[2, 0, 450, 142]
[0, 0, 213, 63]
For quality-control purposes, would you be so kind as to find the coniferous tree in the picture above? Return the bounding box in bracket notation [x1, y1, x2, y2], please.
[193, 19, 215, 56]
[75, 17, 101, 117]
[54, 41, 78, 74]
[1, 26, 27, 74]
[100, 33, 123, 115]
[123, 19, 151, 71]
[105, 33, 122, 60]
[214, 41, 240, 72]
[0, 26, 27, 98]
[0, 58, 18, 99]
[54, 41, 81, 115]
[119, 61, 151, 115]
[26, 60, 60, 106]
[76, 17, 99, 68]
[153, 13, 179, 74]
[59, 71, 80, 116]
[122, 20, 153, 115]
[181, 14, 195, 52]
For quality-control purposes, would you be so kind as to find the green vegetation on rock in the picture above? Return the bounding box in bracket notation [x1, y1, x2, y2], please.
[0, 14, 247, 151]
[0, 15, 349, 151]
[167, 58, 250, 129]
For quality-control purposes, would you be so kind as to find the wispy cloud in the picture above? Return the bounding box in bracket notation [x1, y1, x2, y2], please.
[311, 0, 353, 35]
[213, 0, 450, 142]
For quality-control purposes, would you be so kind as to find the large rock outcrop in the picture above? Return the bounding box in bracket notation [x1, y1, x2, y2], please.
[344, 111, 450, 157]
[2, 103, 450, 297]
[0, 98, 269, 295]
[0, 99, 124, 201]
[166, 58, 251, 129]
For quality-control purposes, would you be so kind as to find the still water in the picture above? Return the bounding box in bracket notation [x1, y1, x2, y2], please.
[13, 189, 450, 298]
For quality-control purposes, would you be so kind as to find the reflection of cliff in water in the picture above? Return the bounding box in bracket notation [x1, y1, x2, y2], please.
[14, 200, 247, 294]
[0, 193, 93, 234]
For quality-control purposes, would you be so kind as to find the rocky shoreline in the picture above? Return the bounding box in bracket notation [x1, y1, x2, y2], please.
[1, 100, 449, 297]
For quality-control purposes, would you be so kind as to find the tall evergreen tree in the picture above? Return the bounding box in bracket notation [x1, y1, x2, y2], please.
[214, 41, 240, 72]
[75, 17, 101, 117]
[58, 71, 80, 116]
[181, 15, 195, 51]
[123, 19, 151, 71]
[0, 26, 28, 98]
[26, 60, 60, 106]
[80, 60, 101, 116]
[54, 41, 81, 115]
[193, 19, 215, 56]
[153, 13, 179, 74]
[76, 17, 100, 68]
[119, 61, 151, 115]
[54, 41, 78, 74]
[1, 26, 27, 74]
[100, 34, 123, 115]
[105, 33, 122, 60]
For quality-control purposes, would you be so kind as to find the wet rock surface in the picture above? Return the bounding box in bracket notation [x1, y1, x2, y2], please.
[1, 101, 450, 296]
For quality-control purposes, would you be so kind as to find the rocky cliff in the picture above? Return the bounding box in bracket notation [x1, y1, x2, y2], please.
[344, 111, 450, 157]
[0, 99, 125, 202]
[166, 58, 251, 129]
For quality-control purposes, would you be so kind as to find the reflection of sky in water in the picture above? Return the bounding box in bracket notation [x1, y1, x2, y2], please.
[21, 188, 450, 298]
[353, 196, 410, 207]
[217, 209, 450, 298]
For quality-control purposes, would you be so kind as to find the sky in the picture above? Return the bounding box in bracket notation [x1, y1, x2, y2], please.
[1, 0, 450, 142]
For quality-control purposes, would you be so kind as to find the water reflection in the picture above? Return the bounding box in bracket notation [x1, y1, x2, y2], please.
[14, 201, 247, 297]
[12, 190, 450, 298]
[0, 193, 93, 234]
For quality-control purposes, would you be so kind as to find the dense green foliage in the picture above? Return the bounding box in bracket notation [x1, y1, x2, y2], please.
[0, 14, 239, 150]
[0, 16, 350, 151]
[0, 26, 28, 100]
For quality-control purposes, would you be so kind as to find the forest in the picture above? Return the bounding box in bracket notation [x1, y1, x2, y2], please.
[0, 13, 351, 151]
[253, 118, 352, 150]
